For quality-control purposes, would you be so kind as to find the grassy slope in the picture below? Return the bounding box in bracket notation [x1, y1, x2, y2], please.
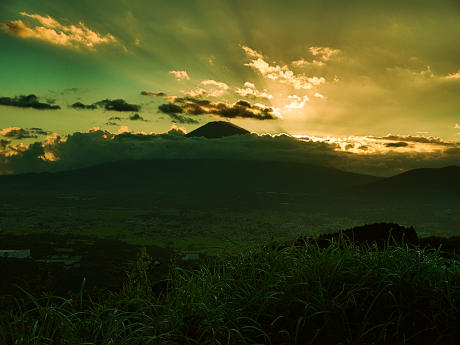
[2, 238, 460, 345]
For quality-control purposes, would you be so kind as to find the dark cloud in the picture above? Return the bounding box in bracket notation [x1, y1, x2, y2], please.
[0, 139, 11, 149]
[345, 144, 354, 150]
[69, 101, 98, 110]
[168, 113, 199, 124]
[141, 91, 166, 97]
[104, 122, 118, 126]
[443, 147, 460, 155]
[64, 88, 81, 93]
[158, 98, 279, 120]
[128, 113, 147, 121]
[69, 99, 141, 112]
[49, 88, 86, 96]
[0, 94, 61, 110]
[0, 127, 53, 140]
[1, 128, 36, 139]
[30, 128, 52, 136]
[385, 142, 409, 148]
[158, 103, 184, 114]
[106, 114, 147, 123]
[96, 99, 141, 112]
[379, 134, 449, 145]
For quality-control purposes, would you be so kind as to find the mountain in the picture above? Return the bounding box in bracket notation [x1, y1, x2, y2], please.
[349, 165, 460, 205]
[2, 158, 458, 212]
[0, 159, 382, 209]
[185, 121, 250, 139]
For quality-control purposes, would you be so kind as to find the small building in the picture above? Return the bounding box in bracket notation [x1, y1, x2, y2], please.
[182, 253, 200, 261]
[0, 249, 31, 258]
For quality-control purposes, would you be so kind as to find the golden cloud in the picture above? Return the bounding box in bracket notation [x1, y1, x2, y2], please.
[446, 70, 460, 79]
[169, 70, 190, 81]
[245, 57, 326, 90]
[1, 12, 118, 50]
[234, 82, 273, 100]
[309, 46, 340, 61]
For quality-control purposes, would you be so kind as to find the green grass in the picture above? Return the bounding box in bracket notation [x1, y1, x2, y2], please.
[2, 237, 460, 344]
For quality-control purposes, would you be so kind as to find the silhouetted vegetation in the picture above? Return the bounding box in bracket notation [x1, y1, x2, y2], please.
[2, 223, 460, 344]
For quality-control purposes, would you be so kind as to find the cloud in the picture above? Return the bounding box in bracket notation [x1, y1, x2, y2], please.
[69, 99, 141, 112]
[385, 142, 409, 148]
[285, 95, 309, 109]
[181, 79, 229, 98]
[158, 103, 184, 114]
[96, 99, 141, 112]
[201, 79, 229, 90]
[141, 91, 166, 97]
[1, 12, 118, 50]
[314, 93, 325, 99]
[241, 45, 264, 59]
[105, 114, 146, 123]
[244, 56, 326, 90]
[0, 139, 11, 150]
[0, 94, 60, 110]
[455, 124, 460, 129]
[445, 70, 460, 79]
[49, 87, 84, 96]
[0, 127, 52, 140]
[378, 134, 449, 145]
[128, 113, 147, 121]
[234, 82, 273, 100]
[159, 98, 281, 120]
[69, 101, 98, 110]
[200, 79, 229, 97]
[181, 88, 207, 98]
[167, 113, 199, 124]
[181, 80, 229, 98]
[291, 58, 324, 67]
[29, 127, 52, 136]
[169, 70, 190, 80]
[0, 127, 37, 139]
[309, 46, 340, 61]
[443, 147, 460, 155]
[2, 126, 460, 177]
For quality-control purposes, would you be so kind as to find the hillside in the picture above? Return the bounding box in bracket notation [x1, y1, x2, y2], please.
[0, 159, 382, 206]
[349, 165, 460, 205]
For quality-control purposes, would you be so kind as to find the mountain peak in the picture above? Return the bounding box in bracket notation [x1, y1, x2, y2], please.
[185, 121, 250, 139]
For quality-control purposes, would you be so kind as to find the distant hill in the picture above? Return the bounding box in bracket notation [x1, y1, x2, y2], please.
[1, 159, 458, 211]
[0, 159, 382, 208]
[349, 165, 460, 204]
[185, 121, 250, 139]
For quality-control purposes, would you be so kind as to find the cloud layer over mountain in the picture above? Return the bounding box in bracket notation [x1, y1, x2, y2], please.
[1, 124, 459, 176]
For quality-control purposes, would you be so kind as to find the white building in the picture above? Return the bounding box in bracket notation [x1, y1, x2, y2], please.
[0, 249, 30, 258]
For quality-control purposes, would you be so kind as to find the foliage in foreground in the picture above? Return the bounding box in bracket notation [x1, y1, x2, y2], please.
[1, 237, 460, 345]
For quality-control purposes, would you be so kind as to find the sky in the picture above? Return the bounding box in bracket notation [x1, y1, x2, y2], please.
[1, 0, 459, 176]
